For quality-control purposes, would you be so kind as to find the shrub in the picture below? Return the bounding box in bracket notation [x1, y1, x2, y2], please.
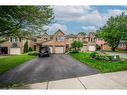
[24, 41, 28, 53]
[28, 47, 33, 52]
[27, 51, 38, 56]
[95, 54, 110, 61]
[71, 50, 79, 53]
[90, 52, 98, 58]
[96, 44, 101, 50]
[71, 40, 83, 52]
[90, 52, 110, 61]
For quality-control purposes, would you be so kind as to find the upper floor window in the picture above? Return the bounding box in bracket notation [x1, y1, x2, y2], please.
[44, 38, 48, 41]
[57, 36, 65, 41]
[10, 37, 19, 43]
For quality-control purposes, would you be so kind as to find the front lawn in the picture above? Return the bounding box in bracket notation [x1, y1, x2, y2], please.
[69, 52, 127, 73]
[0, 55, 36, 74]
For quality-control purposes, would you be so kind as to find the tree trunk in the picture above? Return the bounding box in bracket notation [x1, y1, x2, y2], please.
[111, 47, 116, 51]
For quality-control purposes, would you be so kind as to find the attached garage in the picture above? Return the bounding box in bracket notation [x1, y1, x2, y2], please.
[88, 46, 96, 51]
[10, 48, 21, 55]
[55, 46, 64, 53]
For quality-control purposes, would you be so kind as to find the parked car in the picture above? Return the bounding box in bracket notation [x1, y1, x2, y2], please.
[38, 46, 51, 57]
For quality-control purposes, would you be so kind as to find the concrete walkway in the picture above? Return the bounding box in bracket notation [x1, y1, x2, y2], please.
[20, 71, 127, 89]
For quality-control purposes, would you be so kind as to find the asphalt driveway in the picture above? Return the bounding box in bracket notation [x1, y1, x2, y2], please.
[0, 54, 98, 86]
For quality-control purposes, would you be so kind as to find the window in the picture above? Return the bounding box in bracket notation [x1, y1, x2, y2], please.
[57, 36, 64, 41]
[44, 38, 48, 41]
[10, 37, 19, 42]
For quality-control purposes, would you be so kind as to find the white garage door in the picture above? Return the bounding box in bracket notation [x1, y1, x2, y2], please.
[55, 47, 64, 53]
[49, 47, 53, 53]
[10, 48, 21, 55]
[88, 46, 96, 51]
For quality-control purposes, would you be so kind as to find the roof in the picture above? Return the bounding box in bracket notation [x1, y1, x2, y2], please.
[42, 32, 49, 36]
[54, 29, 65, 35]
[65, 34, 77, 38]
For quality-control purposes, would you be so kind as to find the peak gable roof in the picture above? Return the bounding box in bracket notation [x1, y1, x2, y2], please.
[54, 29, 65, 35]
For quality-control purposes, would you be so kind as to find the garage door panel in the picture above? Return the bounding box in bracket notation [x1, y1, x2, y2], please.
[10, 48, 21, 54]
[55, 47, 64, 53]
[88, 46, 96, 51]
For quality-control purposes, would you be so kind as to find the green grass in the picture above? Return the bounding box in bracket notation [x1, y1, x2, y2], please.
[117, 50, 127, 53]
[0, 55, 36, 74]
[103, 50, 127, 53]
[69, 52, 127, 73]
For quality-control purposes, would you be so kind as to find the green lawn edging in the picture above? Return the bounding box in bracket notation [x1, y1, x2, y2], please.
[69, 52, 127, 73]
[0, 55, 36, 74]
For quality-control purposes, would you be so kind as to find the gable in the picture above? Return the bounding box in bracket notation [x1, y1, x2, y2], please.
[54, 29, 65, 36]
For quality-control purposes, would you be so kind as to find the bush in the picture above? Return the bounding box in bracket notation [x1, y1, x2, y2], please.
[27, 51, 38, 56]
[95, 53, 110, 61]
[24, 41, 28, 53]
[71, 50, 79, 53]
[90, 52, 98, 58]
[90, 52, 110, 61]
[28, 47, 33, 52]
[96, 44, 101, 50]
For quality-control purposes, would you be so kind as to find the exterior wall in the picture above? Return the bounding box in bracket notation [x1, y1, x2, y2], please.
[0, 37, 27, 54]
[96, 38, 110, 50]
[81, 45, 88, 52]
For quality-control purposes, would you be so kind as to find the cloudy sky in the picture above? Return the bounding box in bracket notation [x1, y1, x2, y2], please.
[47, 6, 127, 35]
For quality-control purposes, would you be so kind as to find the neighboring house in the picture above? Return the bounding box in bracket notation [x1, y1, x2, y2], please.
[0, 37, 32, 55]
[96, 38, 127, 51]
[117, 40, 127, 50]
[96, 38, 110, 50]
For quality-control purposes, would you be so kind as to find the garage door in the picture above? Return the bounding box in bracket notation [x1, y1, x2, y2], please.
[49, 47, 53, 53]
[55, 47, 64, 53]
[10, 48, 21, 55]
[88, 46, 96, 51]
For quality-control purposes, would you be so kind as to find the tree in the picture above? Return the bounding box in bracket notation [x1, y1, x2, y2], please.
[28, 47, 33, 52]
[0, 6, 54, 40]
[71, 40, 83, 52]
[24, 41, 28, 53]
[96, 13, 127, 51]
[78, 32, 86, 36]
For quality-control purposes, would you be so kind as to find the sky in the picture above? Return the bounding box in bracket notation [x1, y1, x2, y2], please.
[46, 6, 127, 35]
